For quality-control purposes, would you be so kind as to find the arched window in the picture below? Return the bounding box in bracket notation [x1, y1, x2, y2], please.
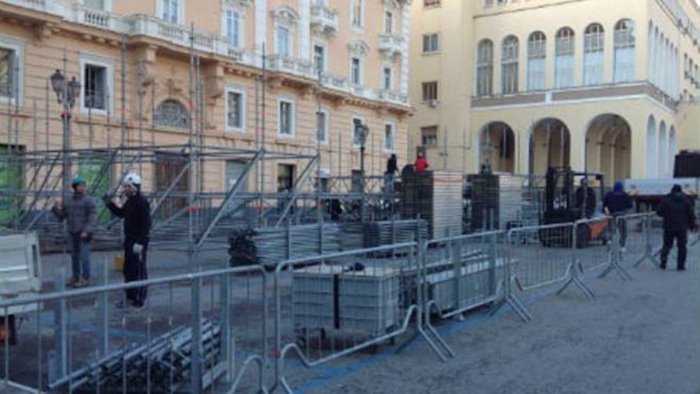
[154, 100, 190, 129]
[476, 39, 494, 96]
[584, 23, 605, 85]
[648, 22, 654, 84]
[501, 35, 519, 94]
[527, 31, 547, 90]
[646, 115, 657, 177]
[555, 27, 575, 88]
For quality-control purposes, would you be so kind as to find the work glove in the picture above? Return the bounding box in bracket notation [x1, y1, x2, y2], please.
[132, 243, 144, 257]
[102, 193, 113, 205]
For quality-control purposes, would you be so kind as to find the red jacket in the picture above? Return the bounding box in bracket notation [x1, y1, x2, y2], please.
[414, 156, 429, 172]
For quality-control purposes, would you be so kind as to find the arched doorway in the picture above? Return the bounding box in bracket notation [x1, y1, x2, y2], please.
[530, 118, 570, 175]
[585, 114, 631, 185]
[646, 115, 657, 177]
[479, 122, 516, 173]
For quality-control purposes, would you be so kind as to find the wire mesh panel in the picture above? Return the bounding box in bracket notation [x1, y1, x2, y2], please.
[273, 242, 421, 391]
[423, 231, 506, 318]
[507, 222, 575, 292]
[0, 264, 270, 393]
[615, 213, 652, 266]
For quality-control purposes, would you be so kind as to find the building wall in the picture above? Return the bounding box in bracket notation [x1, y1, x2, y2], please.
[409, 0, 700, 181]
[0, 0, 412, 195]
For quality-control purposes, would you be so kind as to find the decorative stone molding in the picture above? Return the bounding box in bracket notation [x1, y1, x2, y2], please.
[347, 40, 370, 57]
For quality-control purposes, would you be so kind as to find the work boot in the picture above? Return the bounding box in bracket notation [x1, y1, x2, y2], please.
[65, 277, 79, 288]
[660, 261, 667, 270]
[678, 265, 686, 271]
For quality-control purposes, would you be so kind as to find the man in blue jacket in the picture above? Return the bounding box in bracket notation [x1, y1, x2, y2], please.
[104, 173, 151, 308]
[656, 184, 697, 271]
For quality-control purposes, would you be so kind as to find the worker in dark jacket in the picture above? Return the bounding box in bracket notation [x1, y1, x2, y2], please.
[603, 181, 634, 250]
[656, 184, 697, 271]
[104, 173, 151, 308]
[385, 154, 398, 192]
[53, 176, 97, 287]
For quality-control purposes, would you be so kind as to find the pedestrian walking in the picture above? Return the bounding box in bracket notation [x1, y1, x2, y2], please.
[414, 152, 429, 173]
[52, 176, 97, 288]
[104, 173, 151, 308]
[656, 184, 697, 271]
[603, 181, 633, 250]
[385, 153, 398, 192]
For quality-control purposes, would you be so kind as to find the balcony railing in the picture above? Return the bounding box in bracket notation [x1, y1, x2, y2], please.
[378, 34, 404, 57]
[267, 55, 314, 76]
[1, 0, 67, 16]
[73, 4, 127, 31]
[310, 4, 338, 36]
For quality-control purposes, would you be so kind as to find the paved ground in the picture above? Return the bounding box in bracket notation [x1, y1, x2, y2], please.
[283, 237, 700, 394]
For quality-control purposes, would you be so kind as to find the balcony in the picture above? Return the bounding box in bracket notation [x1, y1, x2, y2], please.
[73, 4, 126, 31]
[377, 89, 409, 105]
[378, 34, 404, 58]
[310, 4, 338, 37]
[267, 55, 314, 77]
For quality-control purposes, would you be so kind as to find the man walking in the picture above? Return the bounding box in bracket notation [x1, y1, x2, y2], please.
[603, 181, 634, 250]
[104, 173, 151, 308]
[53, 176, 96, 288]
[656, 184, 697, 271]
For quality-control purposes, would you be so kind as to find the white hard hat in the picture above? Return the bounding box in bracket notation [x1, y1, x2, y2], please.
[124, 173, 141, 187]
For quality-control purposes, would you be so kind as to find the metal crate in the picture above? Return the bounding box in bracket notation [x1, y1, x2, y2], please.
[292, 265, 400, 336]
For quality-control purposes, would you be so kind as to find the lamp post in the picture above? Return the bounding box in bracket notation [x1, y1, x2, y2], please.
[353, 119, 370, 222]
[50, 69, 81, 199]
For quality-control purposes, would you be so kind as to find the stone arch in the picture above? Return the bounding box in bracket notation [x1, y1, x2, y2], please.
[529, 118, 570, 175]
[585, 114, 631, 185]
[646, 115, 657, 177]
[478, 121, 516, 173]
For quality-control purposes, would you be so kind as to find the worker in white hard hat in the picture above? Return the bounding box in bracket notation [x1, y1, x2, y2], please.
[103, 173, 151, 309]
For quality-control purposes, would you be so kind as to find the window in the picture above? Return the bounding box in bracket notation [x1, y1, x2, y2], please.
[278, 99, 294, 136]
[614, 19, 636, 83]
[424, 0, 441, 6]
[277, 26, 290, 57]
[83, 0, 106, 10]
[313, 45, 325, 73]
[277, 164, 295, 192]
[501, 35, 519, 94]
[384, 11, 394, 34]
[384, 123, 395, 151]
[161, 0, 180, 24]
[225, 160, 248, 193]
[584, 23, 605, 86]
[0, 45, 19, 102]
[476, 39, 493, 96]
[383, 67, 392, 90]
[555, 27, 575, 88]
[226, 88, 245, 131]
[83, 63, 108, 111]
[225, 9, 242, 47]
[154, 100, 189, 129]
[423, 33, 439, 53]
[316, 110, 328, 143]
[422, 81, 438, 102]
[351, 0, 363, 28]
[421, 126, 438, 147]
[352, 117, 364, 147]
[527, 31, 546, 91]
[351, 57, 362, 85]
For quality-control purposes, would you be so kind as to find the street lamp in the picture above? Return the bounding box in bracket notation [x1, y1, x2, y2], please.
[353, 118, 370, 222]
[50, 69, 81, 198]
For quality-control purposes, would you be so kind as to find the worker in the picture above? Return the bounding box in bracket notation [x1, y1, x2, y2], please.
[575, 178, 596, 218]
[414, 152, 429, 173]
[603, 181, 634, 251]
[656, 184, 697, 271]
[52, 176, 97, 288]
[104, 173, 151, 309]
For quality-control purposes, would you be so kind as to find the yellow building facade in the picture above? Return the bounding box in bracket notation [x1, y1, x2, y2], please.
[0, 0, 412, 194]
[410, 0, 700, 183]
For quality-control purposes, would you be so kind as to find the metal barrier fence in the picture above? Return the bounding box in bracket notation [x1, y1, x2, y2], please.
[272, 242, 453, 393]
[0, 262, 269, 393]
[0, 212, 666, 393]
[423, 231, 530, 323]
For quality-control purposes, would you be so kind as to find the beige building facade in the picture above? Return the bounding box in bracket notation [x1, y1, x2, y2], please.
[410, 0, 700, 183]
[0, 0, 412, 198]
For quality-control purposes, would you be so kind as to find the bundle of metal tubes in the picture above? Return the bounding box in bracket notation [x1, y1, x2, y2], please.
[340, 219, 429, 249]
[48, 320, 222, 392]
[252, 223, 342, 265]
